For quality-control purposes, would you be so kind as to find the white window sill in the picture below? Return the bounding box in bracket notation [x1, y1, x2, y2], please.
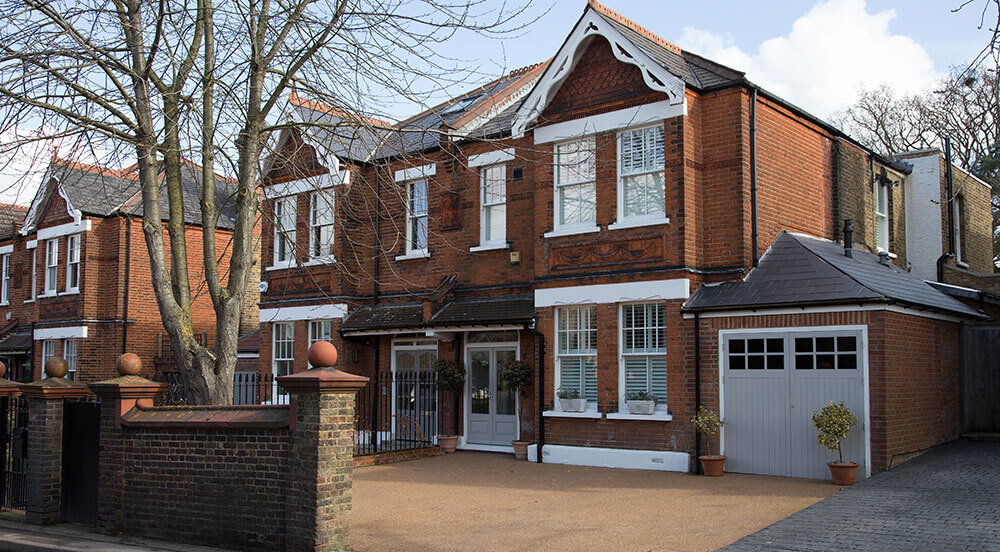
[956, 260, 970, 269]
[0, 302, 7, 307]
[39, 292, 59, 299]
[543, 225, 600, 239]
[876, 249, 898, 260]
[469, 243, 509, 252]
[23, 299, 34, 304]
[395, 250, 430, 261]
[542, 410, 602, 419]
[265, 261, 297, 272]
[302, 256, 337, 267]
[62, 289, 80, 296]
[606, 412, 673, 421]
[608, 216, 670, 231]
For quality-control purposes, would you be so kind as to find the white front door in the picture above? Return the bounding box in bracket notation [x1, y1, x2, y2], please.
[467, 347, 518, 446]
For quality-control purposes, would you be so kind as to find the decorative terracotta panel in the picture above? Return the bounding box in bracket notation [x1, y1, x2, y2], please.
[550, 236, 662, 270]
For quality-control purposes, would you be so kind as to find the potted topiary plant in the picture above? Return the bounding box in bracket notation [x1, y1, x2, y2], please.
[557, 387, 587, 412]
[500, 359, 534, 460]
[692, 406, 726, 476]
[812, 400, 859, 485]
[624, 390, 656, 415]
[434, 359, 465, 453]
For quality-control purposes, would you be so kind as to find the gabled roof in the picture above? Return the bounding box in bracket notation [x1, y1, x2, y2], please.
[684, 232, 986, 319]
[22, 157, 238, 233]
[0, 204, 28, 241]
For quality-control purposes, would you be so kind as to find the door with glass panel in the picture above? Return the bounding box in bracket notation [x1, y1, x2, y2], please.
[394, 348, 437, 442]
[467, 343, 518, 446]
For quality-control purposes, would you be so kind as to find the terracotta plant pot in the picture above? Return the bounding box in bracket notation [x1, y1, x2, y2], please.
[699, 455, 726, 476]
[511, 440, 532, 461]
[827, 462, 859, 485]
[437, 435, 459, 453]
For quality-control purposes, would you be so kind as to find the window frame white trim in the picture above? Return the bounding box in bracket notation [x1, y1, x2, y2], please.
[0, 253, 9, 306]
[552, 137, 598, 234]
[308, 189, 336, 262]
[63, 338, 77, 380]
[271, 322, 295, 396]
[259, 304, 348, 323]
[954, 195, 964, 264]
[66, 233, 81, 293]
[875, 179, 889, 253]
[468, 148, 515, 168]
[553, 304, 599, 414]
[479, 163, 507, 247]
[34, 326, 88, 340]
[616, 124, 667, 223]
[41, 339, 55, 372]
[617, 301, 669, 414]
[44, 238, 58, 296]
[36, 219, 91, 241]
[271, 195, 297, 267]
[394, 164, 436, 183]
[534, 100, 685, 145]
[263, 172, 341, 199]
[535, 278, 690, 308]
[404, 178, 429, 256]
[307, 320, 334, 368]
[27, 249, 36, 302]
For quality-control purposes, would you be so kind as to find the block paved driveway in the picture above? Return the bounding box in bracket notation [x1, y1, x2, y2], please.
[722, 440, 1000, 551]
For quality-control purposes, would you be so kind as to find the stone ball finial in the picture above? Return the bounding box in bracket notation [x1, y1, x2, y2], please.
[117, 353, 142, 376]
[0, 361, 7, 379]
[307, 341, 338, 368]
[45, 357, 68, 379]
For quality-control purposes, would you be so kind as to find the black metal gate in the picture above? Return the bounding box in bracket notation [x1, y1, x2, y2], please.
[0, 396, 28, 510]
[61, 399, 100, 525]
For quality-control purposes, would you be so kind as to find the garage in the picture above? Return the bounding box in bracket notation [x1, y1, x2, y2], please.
[720, 326, 868, 479]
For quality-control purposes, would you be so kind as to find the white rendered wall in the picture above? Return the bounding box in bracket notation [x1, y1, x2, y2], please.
[904, 153, 943, 282]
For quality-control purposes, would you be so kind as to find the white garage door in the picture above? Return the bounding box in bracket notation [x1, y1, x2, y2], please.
[720, 327, 868, 480]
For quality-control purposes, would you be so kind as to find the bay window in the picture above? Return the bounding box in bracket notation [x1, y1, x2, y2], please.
[554, 138, 597, 230]
[555, 305, 597, 408]
[617, 125, 665, 222]
[480, 164, 506, 246]
[620, 302, 668, 410]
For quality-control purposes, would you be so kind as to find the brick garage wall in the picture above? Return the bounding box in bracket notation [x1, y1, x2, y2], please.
[697, 309, 961, 474]
[119, 423, 291, 550]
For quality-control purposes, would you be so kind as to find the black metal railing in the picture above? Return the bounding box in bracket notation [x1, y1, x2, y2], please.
[0, 395, 28, 511]
[354, 369, 438, 457]
[154, 369, 440, 457]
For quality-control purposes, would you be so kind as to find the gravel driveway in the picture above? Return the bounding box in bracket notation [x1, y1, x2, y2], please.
[722, 440, 1000, 551]
[350, 451, 835, 552]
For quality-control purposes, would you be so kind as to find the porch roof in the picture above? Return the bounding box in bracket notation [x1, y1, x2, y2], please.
[341, 297, 535, 335]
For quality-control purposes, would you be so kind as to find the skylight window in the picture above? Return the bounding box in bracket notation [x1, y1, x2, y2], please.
[439, 95, 480, 115]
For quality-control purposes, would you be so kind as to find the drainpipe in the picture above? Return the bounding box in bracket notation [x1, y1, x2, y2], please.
[374, 168, 381, 306]
[534, 328, 545, 464]
[121, 214, 132, 354]
[945, 137, 955, 256]
[936, 253, 955, 283]
[693, 311, 701, 474]
[750, 88, 760, 267]
[454, 332, 461, 438]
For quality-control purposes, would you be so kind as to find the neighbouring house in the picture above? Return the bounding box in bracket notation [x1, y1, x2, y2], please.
[256, 0, 994, 478]
[0, 156, 259, 384]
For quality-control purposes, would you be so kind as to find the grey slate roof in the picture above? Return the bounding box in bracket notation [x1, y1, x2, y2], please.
[0, 204, 27, 241]
[341, 297, 535, 332]
[684, 232, 985, 319]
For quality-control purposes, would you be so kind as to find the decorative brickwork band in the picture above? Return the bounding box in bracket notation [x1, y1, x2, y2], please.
[18, 357, 90, 525]
[279, 342, 368, 552]
[88, 353, 167, 533]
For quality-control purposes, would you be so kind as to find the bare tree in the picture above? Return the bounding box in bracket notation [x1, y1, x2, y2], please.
[0, 0, 532, 403]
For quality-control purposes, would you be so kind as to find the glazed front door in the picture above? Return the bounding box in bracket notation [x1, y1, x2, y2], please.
[394, 348, 438, 442]
[467, 347, 517, 446]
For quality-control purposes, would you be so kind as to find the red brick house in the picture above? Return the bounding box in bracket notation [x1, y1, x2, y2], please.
[0, 156, 257, 384]
[257, 1, 990, 478]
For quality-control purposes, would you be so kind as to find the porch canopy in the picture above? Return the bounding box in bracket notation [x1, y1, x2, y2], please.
[340, 297, 535, 336]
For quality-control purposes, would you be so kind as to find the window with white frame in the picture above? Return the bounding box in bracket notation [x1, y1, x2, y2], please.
[620, 302, 667, 407]
[555, 138, 597, 228]
[30, 249, 36, 300]
[272, 323, 294, 395]
[45, 239, 58, 295]
[308, 320, 333, 368]
[618, 126, 665, 220]
[480, 164, 506, 245]
[0, 254, 9, 304]
[406, 179, 428, 253]
[309, 190, 335, 259]
[955, 195, 965, 263]
[273, 196, 296, 264]
[875, 180, 889, 252]
[42, 339, 55, 371]
[556, 305, 597, 407]
[63, 339, 77, 380]
[66, 234, 80, 292]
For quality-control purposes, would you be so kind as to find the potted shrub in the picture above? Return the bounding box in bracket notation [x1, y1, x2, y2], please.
[624, 390, 656, 415]
[434, 359, 465, 453]
[557, 387, 587, 412]
[692, 406, 726, 476]
[812, 401, 859, 485]
[500, 360, 534, 460]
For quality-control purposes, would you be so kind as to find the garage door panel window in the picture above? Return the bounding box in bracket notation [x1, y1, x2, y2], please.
[795, 335, 858, 370]
[728, 337, 784, 371]
[556, 305, 597, 407]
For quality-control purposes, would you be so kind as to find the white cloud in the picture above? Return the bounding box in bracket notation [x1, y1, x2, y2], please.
[676, 0, 941, 119]
[0, 126, 109, 206]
